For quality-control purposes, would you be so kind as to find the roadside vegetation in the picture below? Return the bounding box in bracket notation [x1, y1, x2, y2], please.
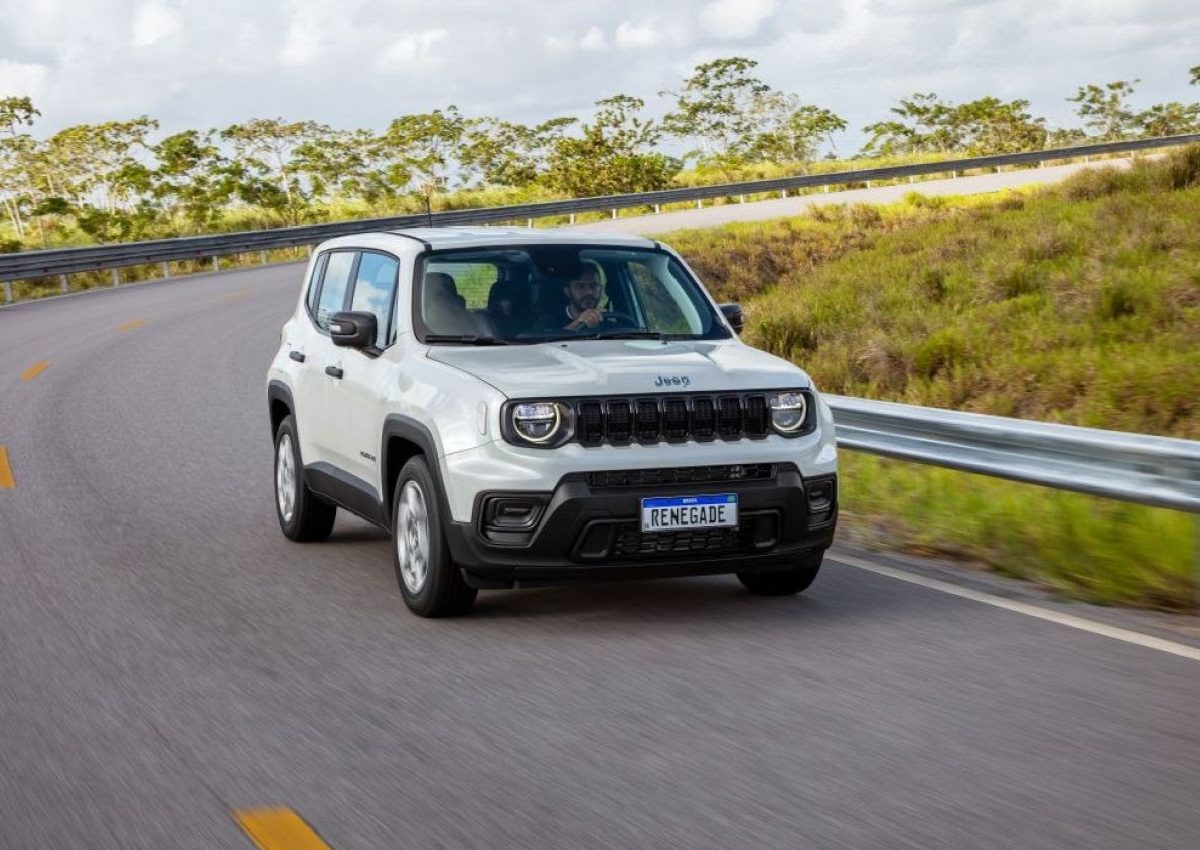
[3, 59, 1198, 254]
[667, 147, 1200, 610]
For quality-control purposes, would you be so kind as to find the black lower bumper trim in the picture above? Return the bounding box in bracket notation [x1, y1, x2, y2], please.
[445, 465, 837, 588]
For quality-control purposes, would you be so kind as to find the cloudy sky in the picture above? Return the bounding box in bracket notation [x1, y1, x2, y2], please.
[1, 0, 1198, 150]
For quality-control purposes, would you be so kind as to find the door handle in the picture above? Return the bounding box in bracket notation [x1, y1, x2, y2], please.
[289, 350, 306, 363]
[325, 366, 344, 379]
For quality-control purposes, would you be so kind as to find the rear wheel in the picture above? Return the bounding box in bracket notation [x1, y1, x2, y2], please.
[393, 456, 477, 617]
[274, 415, 336, 542]
[737, 552, 823, 596]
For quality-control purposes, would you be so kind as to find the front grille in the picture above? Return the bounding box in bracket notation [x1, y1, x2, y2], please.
[573, 392, 790, 446]
[587, 463, 776, 489]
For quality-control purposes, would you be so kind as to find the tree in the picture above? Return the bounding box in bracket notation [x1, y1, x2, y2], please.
[747, 94, 847, 164]
[38, 117, 160, 239]
[862, 93, 960, 155]
[1136, 102, 1200, 137]
[458, 116, 575, 187]
[0, 96, 41, 238]
[293, 129, 400, 206]
[221, 118, 330, 223]
[862, 94, 1047, 156]
[151, 130, 240, 228]
[661, 57, 771, 164]
[380, 107, 468, 208]
[1068, 80, 1140, 141]
[954, 97, 1047, 154]
[545, 95, 676, 196]
[1191, 65, 1199, 87]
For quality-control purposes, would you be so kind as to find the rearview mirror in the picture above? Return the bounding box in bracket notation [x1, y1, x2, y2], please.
[719, 303, 744, 335]
[329, 311, 378, 349]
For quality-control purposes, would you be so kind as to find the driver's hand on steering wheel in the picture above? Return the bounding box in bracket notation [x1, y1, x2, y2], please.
[566, 308, 604, 330]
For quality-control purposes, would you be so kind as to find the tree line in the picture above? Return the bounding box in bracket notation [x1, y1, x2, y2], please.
[2, 58, 1198, 247]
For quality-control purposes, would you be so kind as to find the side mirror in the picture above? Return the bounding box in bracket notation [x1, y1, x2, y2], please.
[329, 311, 378, 349]
[719, 303, 744, 335]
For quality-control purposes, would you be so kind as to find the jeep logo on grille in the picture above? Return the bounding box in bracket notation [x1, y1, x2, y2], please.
[654, 375, 690, 387]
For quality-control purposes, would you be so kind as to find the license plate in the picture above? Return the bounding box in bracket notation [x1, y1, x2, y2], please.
[641, 494, 738, 533]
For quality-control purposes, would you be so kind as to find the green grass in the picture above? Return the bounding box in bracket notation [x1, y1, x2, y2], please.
[667, 147, 1200, 610]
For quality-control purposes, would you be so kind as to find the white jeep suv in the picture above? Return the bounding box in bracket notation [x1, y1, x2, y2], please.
[267, 228, 838, 617]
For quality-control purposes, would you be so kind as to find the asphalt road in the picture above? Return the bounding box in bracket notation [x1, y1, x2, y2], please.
[573, 158, 1130, 235]
[1, 264, 1199, 850]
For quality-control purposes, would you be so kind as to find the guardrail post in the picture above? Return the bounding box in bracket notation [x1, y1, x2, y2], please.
[909, 175, 915, 184]
[259, 251, 267, 265]
[866, 180, 872, 189]
[111, 268, 120, 287]
[3, 281, 11, 303]
[161, 262, 170, 279]
[739, 194, 746, 203]
[569, 213, 575, 224]
[696, 200, 703, 209]
[823, 185, 829, 193]
[1039, 160, 1045, 168]
[211, 256, 219, 272]
[59, 274, 68, 294]
[653, 204, 660, 214]
[610, 209, 617, 220]
[527, 218, 533, 228]
[780, 190, 787, 199]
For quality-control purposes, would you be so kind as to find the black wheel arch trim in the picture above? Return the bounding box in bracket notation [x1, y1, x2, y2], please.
[268, 380, 297, 442]
[381, 414, 453, 528]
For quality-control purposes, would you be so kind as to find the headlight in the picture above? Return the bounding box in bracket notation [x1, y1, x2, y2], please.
[505, 401, 573, 447]
[768, 391, 808, 435]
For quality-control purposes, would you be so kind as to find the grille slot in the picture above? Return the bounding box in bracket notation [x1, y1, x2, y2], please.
[607, 400, 633, 443]
[744, 395, 769, 439]
[691, 397, 716, 440]
[717, 396, 742, 438]
[663, 398, 689, 441]
[636, 399, 660, 442]
[588, 464, 775, 489]
[577, 400, 604, 446]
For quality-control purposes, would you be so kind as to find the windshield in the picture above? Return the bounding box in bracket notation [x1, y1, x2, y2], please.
[413, 245, 729, 344]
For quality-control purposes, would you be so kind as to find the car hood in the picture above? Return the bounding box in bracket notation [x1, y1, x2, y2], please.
[425, 339, 811, 397]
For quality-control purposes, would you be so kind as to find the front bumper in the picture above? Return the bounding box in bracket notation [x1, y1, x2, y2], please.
[445, 464, 837, 588]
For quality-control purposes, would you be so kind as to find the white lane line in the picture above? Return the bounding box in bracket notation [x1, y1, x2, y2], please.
[833, 553, 1200, 663]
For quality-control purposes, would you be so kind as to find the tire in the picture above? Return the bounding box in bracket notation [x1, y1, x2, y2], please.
[392, 456, 477, 617]
[737, 552, 824, 596]
[273, 415, 337, 542]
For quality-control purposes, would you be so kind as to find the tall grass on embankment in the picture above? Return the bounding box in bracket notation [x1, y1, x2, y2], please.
[669, 146, 1200, 610]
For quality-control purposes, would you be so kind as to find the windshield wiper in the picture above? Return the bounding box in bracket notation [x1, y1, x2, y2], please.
[589, 330, 667, 340]
[423, 334, 512, 346]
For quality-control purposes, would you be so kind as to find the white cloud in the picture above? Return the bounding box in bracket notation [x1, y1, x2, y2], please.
[579, 26, 607, 51]
[615, 20, 661, 50]
[0, 60, 50, 100]
[377, 29, 449, 71]
[131, 2, 182, 47]
[700, 0, 778, 39]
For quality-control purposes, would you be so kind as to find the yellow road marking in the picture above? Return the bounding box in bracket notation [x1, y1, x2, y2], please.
[0, 447, 15, 489]
[234, 808, 334, 850]
[20, 360, 50, 381]
[116, 318, 146, 333]
[222, 291, 249, 303]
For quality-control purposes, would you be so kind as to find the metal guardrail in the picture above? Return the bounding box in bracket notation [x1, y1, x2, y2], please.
[3, 133, 1199, 296]
[826, 395, 1200, 513]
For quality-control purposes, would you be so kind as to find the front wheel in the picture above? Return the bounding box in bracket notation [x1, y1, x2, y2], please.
[737, 552, 823, 596]
[392, 456, 477, 617]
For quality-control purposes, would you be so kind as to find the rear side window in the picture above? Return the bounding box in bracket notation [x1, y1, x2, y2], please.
[350, 252, 399, 347]
[314, 251, 355, 331]
[305, 254, 328, 315]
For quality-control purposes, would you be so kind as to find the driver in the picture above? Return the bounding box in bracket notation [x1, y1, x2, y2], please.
[560, 266, 606, 331]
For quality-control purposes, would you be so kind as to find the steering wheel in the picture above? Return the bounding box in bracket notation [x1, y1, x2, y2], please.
[600, 310, 640, 329]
